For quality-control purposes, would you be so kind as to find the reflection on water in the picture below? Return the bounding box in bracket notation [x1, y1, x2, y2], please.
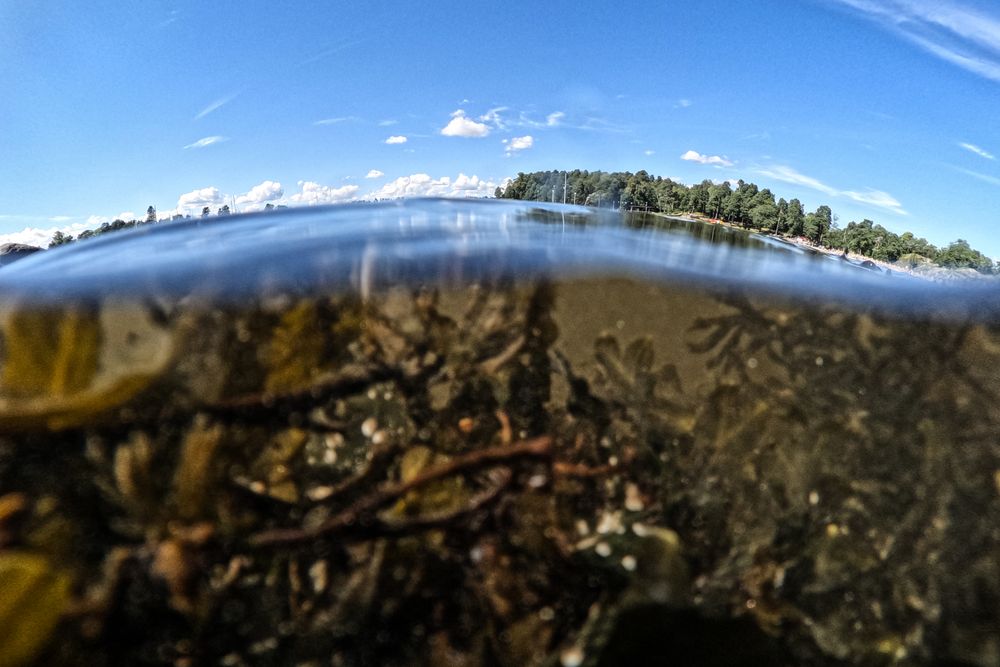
[0, 201, 998, 666]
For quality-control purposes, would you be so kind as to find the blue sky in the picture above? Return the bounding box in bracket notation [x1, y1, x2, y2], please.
[1, 0, 999, 254]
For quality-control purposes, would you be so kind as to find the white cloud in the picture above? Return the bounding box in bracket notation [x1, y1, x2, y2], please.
[644, 149, 655, 156]
[365, 169, 384, 179]
[289, 181, 360, 205]
[758, 164, 907, 215]
[503, 135, 534, 156]
[681, 150, 735, 167]
[385, 135, 408, 144]
[366, 173, 499, 199]
[440, 110, 491, 137]
[0, 222, 91, 248]
[184, 136, 228, 149]
[841, 189, 908, 215]
[236, 180, 284, 210]
[675, 99, 693, 108]
[194, 95, 236, 120]
[378, 119, 398, 126]
[829, 0, 1000, 83]
[176, 186, 225, 215]
[959, 141, 996, 160]
[546, 111, 565, 126]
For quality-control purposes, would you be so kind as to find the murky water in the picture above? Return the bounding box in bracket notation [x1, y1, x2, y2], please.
[0, 200, 997, 666]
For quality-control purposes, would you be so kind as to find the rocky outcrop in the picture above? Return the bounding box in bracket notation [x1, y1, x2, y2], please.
[0, 243, 42, 267]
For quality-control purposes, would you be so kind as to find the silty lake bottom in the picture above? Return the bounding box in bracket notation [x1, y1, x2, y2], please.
[0, 200, 998, 667]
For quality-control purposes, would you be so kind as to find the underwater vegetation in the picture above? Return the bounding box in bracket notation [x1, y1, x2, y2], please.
[1, 269, 999, 666]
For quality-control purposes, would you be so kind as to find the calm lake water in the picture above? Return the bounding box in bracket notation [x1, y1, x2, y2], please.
[0, 200, 997, 666]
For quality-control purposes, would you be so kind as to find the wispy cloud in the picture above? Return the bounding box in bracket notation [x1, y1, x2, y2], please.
[828, 0, 1000, 83]
[298, 39, 365, 67]
[314, 116, 359, 126]
[194, 95, 236, 120]
[841, 189, 908, 215]
[959, 141, 996, 160]
[644, 149, 655, 156]
[479, 107, 509, 130]
[757, 164, 837, 195]
[952, 165, 1000, 186]
[385, 135, 408, 144]
[546, 111, 565, 126]
[441, 110, 491, 138]
[503, 135, 534, 156]
[378, 119, 398, 127]
[183, 136, 228, 149]
[159, 9, 180, 28]
[366, 169, 384, 179]
[681, 150, 735, 167]
[758, 163, 907, 214]
[674, 98, 692, 108]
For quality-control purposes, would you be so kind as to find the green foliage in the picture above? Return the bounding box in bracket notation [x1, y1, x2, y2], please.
[47, 231, 74, 248]
[936, 239, 995, 273]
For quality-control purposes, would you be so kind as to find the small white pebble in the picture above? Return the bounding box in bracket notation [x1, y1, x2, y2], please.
[624, 483, 644, 512]
[371, 430, 388, 446]
[561, 646, 585, 667]
[621, 555, 637, 571]
[539, 607, 556, 621]
[815, 356, 824, 366]
[528, 474, 548, 489]
[361, 417, 378, 438]
[595, 542, 612, 557]
[747, 357, 758, 369]
[575, 520, 590, 537]
[596, 511, 623, 535]
[367, 388, 377, 400]
[616, 319, 625, 330]
[309, 560, 328, 594]
[248, 637, 279, 654]
[808, 490, 820, 505]
[608, 456, 619, 466]
[306, 486, 334, 501]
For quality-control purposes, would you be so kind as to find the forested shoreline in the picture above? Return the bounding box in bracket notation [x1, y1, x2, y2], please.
[496, 170, 996, 274]
[40, 172, 995, 275]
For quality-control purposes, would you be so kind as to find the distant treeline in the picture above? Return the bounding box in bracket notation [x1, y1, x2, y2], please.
[496, 170, 996, 274]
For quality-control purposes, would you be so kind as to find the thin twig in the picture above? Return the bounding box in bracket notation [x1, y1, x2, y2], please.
[478, 336, 526, 375]
[206, 364, 392, 411]
[250, 436, 552, 547]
